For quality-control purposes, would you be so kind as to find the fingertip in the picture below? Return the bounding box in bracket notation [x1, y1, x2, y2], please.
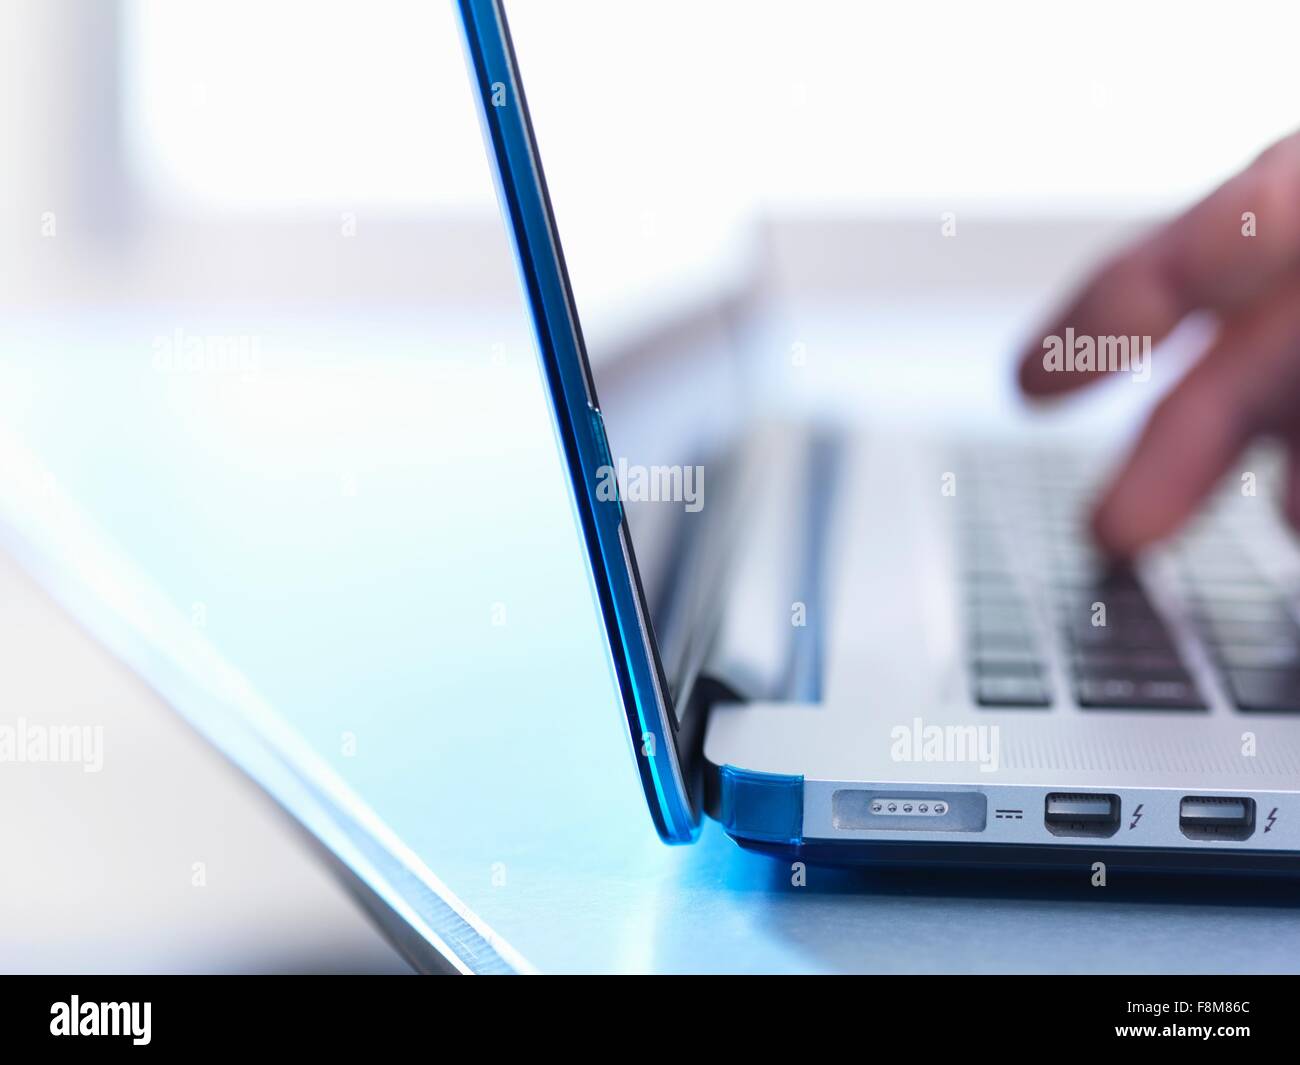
[1015, 357, 1038, 397]
[1016, 348, 1071, 399]
[1015, 332, 1099, 399]
[1016, 350, 1045, 395]
[1089, 496, 1141, 562]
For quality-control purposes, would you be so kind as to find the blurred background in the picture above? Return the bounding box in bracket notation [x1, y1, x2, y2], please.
[0, 0, 1295, 971]
[9, 0, 1298, 339]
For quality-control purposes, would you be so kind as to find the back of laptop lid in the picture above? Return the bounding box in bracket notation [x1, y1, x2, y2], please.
[457, 0, 699, 841]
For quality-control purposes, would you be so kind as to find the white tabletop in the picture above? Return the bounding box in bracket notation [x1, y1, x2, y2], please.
[2, 303, 1296, 973]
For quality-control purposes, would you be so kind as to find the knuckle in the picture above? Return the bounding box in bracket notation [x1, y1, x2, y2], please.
[1243, 146, 1300, 246]
[1252, 128, 1300, 170]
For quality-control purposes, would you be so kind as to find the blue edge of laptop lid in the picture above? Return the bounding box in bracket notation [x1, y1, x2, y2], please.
[457, 0, 706, 844]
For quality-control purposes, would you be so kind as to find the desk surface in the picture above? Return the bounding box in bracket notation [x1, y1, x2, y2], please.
[2, 304, 1298, 974]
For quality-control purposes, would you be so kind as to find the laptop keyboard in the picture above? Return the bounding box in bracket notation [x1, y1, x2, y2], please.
[956, 446, 1300, 713]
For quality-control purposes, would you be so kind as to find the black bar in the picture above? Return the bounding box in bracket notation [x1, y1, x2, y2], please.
[0, 976, 1295, 1051]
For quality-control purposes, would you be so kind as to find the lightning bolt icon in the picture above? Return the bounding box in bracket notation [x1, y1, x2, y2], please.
[1129, 803, 1144, 830]
[1266, 808, 1278, 833]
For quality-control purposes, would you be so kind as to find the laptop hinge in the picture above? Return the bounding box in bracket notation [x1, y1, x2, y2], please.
[696, 425, 838, 703]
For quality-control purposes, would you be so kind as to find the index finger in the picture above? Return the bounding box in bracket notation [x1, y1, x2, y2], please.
[1017, 130, 1300, 397]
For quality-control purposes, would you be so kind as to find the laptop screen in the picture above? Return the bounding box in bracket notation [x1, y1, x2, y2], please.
[500, 5, 759, 716]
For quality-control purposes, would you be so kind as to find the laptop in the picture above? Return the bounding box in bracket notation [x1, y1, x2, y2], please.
[458, 0, 1300, 873]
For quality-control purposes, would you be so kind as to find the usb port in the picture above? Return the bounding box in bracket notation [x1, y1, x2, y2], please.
[1044, 792, 1120, 838]
[1180, 796, 1255, 841]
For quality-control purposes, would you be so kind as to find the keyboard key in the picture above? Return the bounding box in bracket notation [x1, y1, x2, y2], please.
[1213, 643, 1300, 670]
[975, 675, 1051, 707]
[1224, 668, 1300, 713]
[1185, 579, 1280, 603]
[960, 561, 1014, 580]
[1072, 649, 1186, 674]
[970, 605, 1036, 633]
[972, 646, 1043, 668]
[1181, 558, 1261, 582]
[1072, 660, 1192, 684]
[971, 630, 1040, 653]
[962, 572, 1021, 595]
[1200, 618, 1300, 647]
[1192, 598, 1296, 625]
[1076, 676, 1205, 710]
[1075, 678, 1137, 706]
[1057, 590, 1157, 617]
[1064, 619, 1177, 651]
[971, 657, 1044, 678]
[1135, 678, 1207, 709]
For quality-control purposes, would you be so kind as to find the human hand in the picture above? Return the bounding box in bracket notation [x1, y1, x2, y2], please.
[1017, 131, 1300, 557]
